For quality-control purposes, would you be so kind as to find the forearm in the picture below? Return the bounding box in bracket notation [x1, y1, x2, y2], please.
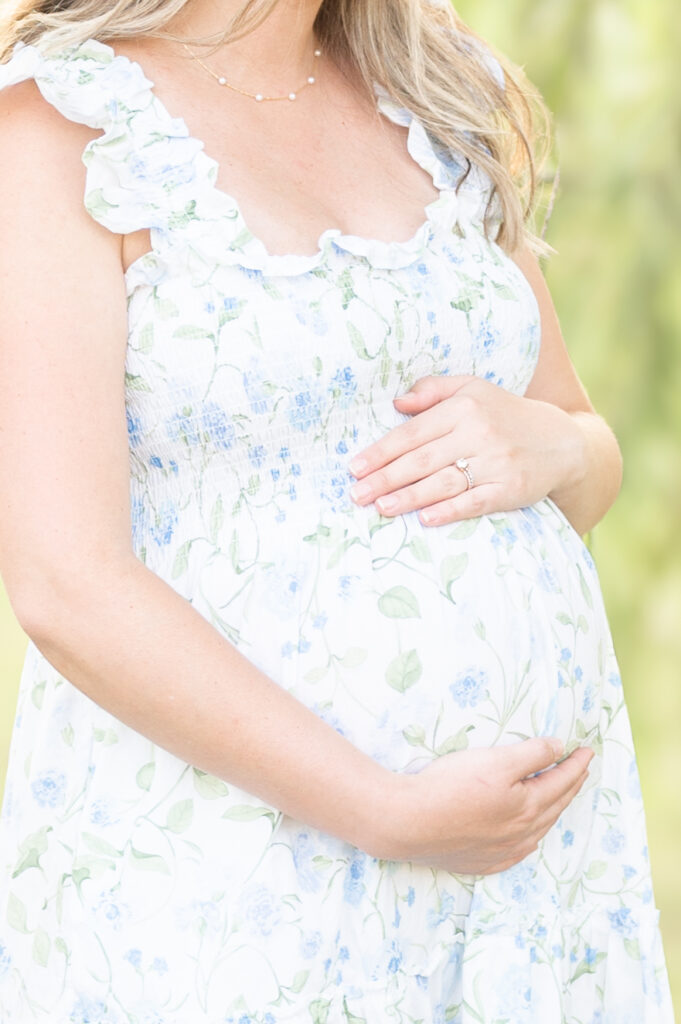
[548, 410, 623, 536]
[21, 557, 393, 851]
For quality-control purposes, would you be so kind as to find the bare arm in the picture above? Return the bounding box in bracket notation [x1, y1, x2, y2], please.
[0, 84, 591, 874]
[513, 247, 624, 535]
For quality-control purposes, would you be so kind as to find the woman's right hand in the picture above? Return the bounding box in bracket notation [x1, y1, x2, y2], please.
[371, 739, 593, 875]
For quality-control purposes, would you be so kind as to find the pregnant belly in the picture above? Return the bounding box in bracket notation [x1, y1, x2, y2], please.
[189, 497, 610, 772]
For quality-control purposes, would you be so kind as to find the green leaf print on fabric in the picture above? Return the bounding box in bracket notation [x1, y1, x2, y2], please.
[192, 768, 229, 799]
[12, 826, 51, 879]
[165, 798, 194, 833]
[7, 892, 29, 933]
[385, 649, 422, 692]
[222, 805, 278, 824]
[378, 585, 420, 618]
[31, 927, 50, 967]
[128, 846, 171, 874]
[135, 761, 155, 791]
[440, 553, 469, 598]
[309, 999, 331, 1024]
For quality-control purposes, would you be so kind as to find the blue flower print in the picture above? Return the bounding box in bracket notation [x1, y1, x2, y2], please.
[427, 890, 455, 927]
[337, 574, 360, 600]
[602, 828, 626, 855]
[582, 681, 596, 713]
[130, 496, 148, 550]
[328, 365, 357, 406]
[608, 907, 636, 936]
[474, 320, 501, 359]
[126, 410, 142, 448]
[292, 831, 322, 893]
[300, 931, 322, 959]
[93, 892, 131, 931]
[500, 862, 537, 904]
[151, 957, 168, 974]
[287, 386, 322, 433]
[89, 799, 118, 827]
[0, 943, 11, 979]
[562, 830, 575, 848]
[69, 995, 108, 1024]
[149, 500, 177, 547]
[343, 852, 366, 907]
[201, 401, 235, 451]
[31, 770, 66, 809]
[536, 560, 560, 593]
[293, 299, 328, 335]
[249, 444, 267, 467]
[241, 885, 281, 937]
[242, 368, 271, 416]
[387, 941, 403, 973]
[320, 463, 351, 513]
[493, 964, 533, 1022]
[167, 408, 201, 448]
[449, 668, 488, 708]
[127, 142, 198, 188]
[124, 948, 142, 969]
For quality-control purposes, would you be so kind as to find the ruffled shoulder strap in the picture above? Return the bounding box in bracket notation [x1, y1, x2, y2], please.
[0, 39, 211, 237]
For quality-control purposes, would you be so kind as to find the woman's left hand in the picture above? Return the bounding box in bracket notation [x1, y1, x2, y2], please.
[347, 374, 586, 526]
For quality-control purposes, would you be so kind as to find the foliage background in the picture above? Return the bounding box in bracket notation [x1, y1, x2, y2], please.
[0, 0, 679, 1010]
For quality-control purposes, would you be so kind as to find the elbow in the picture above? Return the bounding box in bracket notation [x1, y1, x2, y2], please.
[4, 569, 70, 645]
[3, 554, 134, 646]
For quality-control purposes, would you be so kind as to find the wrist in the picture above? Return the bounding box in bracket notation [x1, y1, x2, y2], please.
[355, 767, 422, 860]
[546, 407, 589, 502]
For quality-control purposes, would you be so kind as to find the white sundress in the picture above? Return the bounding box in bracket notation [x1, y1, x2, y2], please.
[0, 38, 674, 1024]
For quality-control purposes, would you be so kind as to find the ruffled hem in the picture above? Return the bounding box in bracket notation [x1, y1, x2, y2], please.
[2, 37, 497, 280]
[282, 901, 673, 1024]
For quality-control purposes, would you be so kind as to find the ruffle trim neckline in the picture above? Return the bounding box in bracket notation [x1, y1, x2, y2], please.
[2, 38, 497, 279]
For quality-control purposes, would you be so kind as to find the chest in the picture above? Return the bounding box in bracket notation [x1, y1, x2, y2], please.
[123, 229, 541, 492]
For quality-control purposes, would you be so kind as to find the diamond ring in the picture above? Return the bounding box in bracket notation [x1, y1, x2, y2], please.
[455, 457, 474, 490]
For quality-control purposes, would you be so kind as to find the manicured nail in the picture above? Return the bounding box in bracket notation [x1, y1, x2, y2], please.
[376, 495, 397, 513]
[348, 457, 368, 477]
[419, 510, 435, 525]
[350, 482, 372, 503]
[550, 738, 564, 759]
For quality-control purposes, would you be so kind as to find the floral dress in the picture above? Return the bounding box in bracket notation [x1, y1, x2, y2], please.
[0, 38, 673, 1024]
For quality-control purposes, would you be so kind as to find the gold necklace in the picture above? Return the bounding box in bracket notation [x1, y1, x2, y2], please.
[181, 41, 322, 102]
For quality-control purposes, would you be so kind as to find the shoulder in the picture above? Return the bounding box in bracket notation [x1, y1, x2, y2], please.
[0, 77, 102, 226]
[0, 75, 100, 162]
[0, 76, 122, 274]
[0, 38, 168, 240]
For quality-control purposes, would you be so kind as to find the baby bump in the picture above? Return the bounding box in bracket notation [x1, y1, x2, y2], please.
[223, 498, 610, 771]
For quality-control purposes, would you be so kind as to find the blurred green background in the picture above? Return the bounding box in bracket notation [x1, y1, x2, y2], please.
[1, 0, 679, 1011]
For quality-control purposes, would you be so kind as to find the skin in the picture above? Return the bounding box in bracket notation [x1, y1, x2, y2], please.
[0, 0, 594, 876]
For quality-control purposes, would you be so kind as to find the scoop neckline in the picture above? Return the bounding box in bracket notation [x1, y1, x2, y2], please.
[90, 40, 461, 275]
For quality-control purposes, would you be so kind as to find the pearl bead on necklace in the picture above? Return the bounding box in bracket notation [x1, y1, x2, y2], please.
[181, 42, 322, 102]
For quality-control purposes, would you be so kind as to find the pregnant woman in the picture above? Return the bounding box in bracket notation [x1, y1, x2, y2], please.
[0, 0, 673, 1020]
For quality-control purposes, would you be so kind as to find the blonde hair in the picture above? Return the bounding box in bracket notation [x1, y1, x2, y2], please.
[0, 0, 552, 253]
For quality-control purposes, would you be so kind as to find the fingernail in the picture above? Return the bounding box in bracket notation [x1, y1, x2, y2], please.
[376, 494, 397, 513]
[419, 510, 435, 525]
[394, 391, 414, 401]
[348, 457, 368, 477]
[350, 481, 371, 503]
[550, 738, 564, 759]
